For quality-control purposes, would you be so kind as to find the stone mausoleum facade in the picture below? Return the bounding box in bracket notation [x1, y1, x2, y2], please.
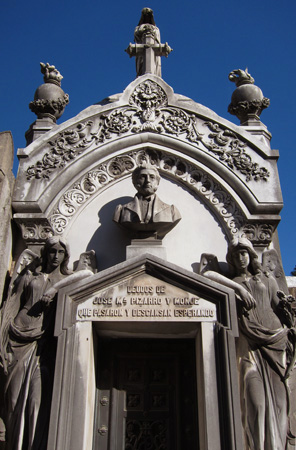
[1, 8, 296, 450]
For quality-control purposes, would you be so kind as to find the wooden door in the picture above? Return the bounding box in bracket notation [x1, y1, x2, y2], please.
[94, 339, 198, 450]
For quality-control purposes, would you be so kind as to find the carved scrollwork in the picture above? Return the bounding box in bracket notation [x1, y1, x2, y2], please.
[160, 108, 202, 144]
[49, 149, 245, 237]
[107, 155, 137, 176]
[26, 80, 270, 183]
[240, 223, 274, 246]
[15, 219, 54, 243]
[26, 121, 96, 179]
[49, 215, 68, 234]
[80, 171, 109, 194]
[58, 189, 86, 216]
[204, 122, 270, 181]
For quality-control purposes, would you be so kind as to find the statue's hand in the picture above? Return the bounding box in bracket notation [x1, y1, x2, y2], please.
[41, 290, 57, 307]
[278, 302, 295, 328]
[236, 287, 256, 310]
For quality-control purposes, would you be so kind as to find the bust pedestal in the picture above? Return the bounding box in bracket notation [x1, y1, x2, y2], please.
[126, 236, 166, 259]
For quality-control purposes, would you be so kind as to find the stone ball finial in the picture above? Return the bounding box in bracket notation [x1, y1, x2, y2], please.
[228, 68, 270, 125]
[29, 62, 69, 123]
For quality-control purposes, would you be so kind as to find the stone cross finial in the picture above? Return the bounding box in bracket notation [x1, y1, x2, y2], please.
[125, 8, 172, 78]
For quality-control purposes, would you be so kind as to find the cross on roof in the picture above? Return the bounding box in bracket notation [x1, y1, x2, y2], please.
[125, 8, 172, 78]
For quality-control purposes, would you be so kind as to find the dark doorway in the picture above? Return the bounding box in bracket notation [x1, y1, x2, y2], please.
[94, 339, 199, 450]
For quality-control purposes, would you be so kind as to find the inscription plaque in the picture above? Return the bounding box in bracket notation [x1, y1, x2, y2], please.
[76, 274, 216, 322]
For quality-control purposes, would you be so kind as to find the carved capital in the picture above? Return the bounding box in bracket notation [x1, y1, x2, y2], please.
[240, 223, 275, 246]
[14, 218, 54, 244]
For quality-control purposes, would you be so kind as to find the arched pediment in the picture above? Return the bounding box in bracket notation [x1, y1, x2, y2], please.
[13, 75, 281, 251]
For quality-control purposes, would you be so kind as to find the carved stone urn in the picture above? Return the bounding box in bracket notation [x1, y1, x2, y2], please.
[29, 62, 69, 122]
[228, 68, 270, 125]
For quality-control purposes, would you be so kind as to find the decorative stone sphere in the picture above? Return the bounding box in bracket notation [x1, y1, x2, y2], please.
[230, 83, 264, 107]
[228, 69, 269, 124]
[29, 63, 69, 122]
[32, 82, 69, 120]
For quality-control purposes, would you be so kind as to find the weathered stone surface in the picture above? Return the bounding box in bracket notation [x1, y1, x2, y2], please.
[25, 63, 69, 145]
[0, 238, 93, 450]
[125, 8, 172, 77]
[287, 276, 296, 297]
[0, 131, 14, 304]
[76, 272, 216, 322]
[126, 237, 167, 259]
[1, 8, 290, 450]
[48, 254, 242, 450]
[12, 74, 283, 276]
[228, 68, 270, 125]
[204, 238, 296, 450]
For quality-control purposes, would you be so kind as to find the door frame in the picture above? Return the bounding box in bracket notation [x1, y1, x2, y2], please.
[47, 255, 244, 450]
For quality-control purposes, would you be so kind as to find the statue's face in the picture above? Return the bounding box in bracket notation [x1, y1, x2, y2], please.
[232, 248, 250, 272]
[47, 243, 65, 271]
[135, 169, 159, 196]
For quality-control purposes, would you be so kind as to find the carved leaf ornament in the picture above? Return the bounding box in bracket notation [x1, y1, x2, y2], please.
[26, 80, 270, 182]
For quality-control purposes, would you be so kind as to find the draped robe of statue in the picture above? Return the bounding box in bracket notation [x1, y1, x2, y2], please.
[5, 269, 66, 450]
[235, 272, 289, 450]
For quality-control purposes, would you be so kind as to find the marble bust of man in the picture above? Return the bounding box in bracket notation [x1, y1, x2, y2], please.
[113, 164, 181, 238]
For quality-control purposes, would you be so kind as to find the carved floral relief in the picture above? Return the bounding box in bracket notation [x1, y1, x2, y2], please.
[26, 80, 270, 183]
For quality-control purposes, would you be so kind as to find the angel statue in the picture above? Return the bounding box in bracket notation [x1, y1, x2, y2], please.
[0, 237, 94, 450]
[202, 238, 296, 450]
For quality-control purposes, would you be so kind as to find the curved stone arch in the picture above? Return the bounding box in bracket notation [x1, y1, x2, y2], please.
[14, 76, 280, 218]
[13, 76, 281, 250]
[20, 74, 273, 163]
[48, 147, 246, 241]
[14, 130, 276, 217]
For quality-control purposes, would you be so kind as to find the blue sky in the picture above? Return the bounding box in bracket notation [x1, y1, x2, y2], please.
[1, 0, 295, 273]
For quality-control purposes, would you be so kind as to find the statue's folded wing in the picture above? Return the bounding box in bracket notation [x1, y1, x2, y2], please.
[0, 249, 39, 372]
[261, 249, 296, 445]
[199, 253, 221, 275]
[262, 248, 289, 294]
[76, 250, 97, 273]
